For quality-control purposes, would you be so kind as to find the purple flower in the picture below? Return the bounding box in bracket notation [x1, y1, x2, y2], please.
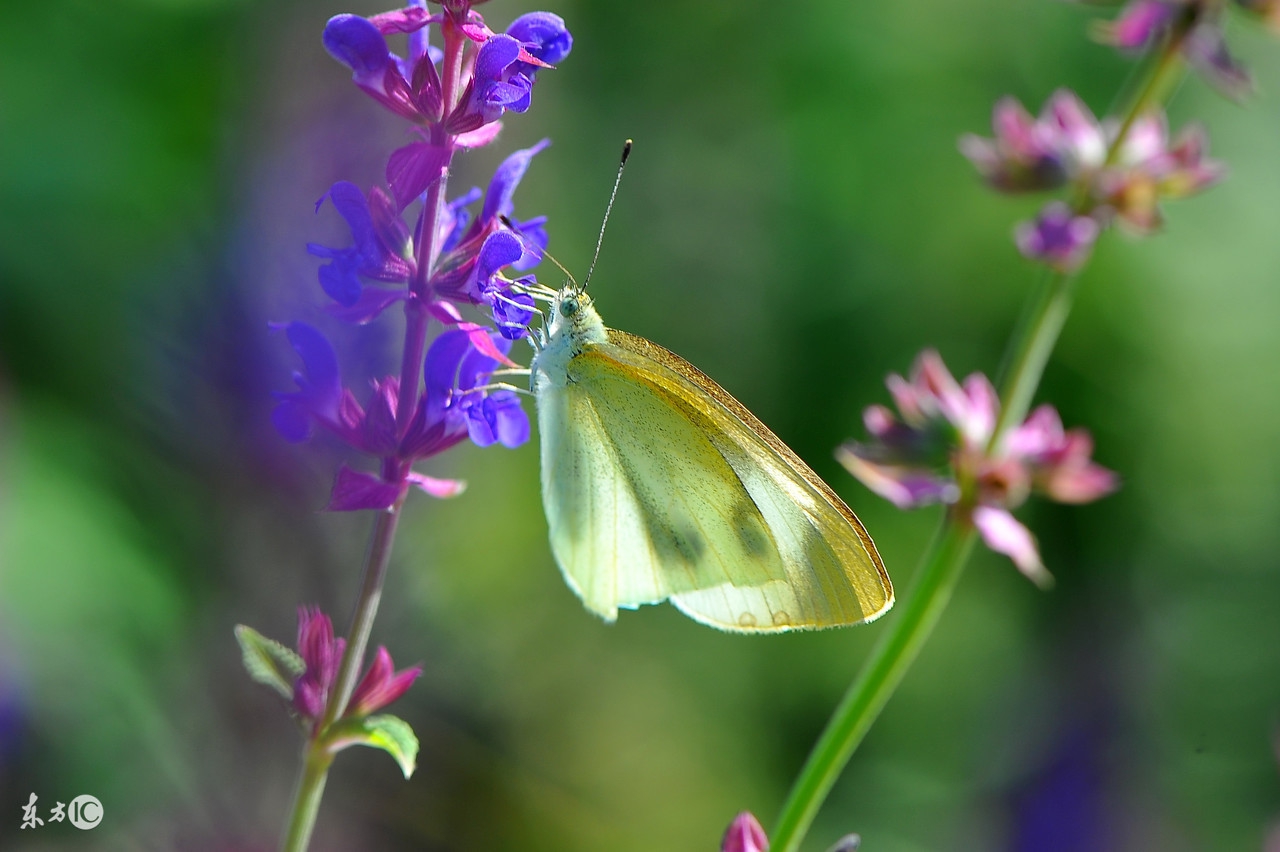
[308, 182, 413, 308]
[293, 607, 345, 722]
[277, 6, 561, 517]
[446, 15, 570, 134]
[721, 812, 769, 852]
[1095, 0, 1178, 50]
[289, 608, 422, 726]
[271, 322, 528, 510]
[348, 646, 422, 718]
[323, 14, 434, 122]
[271, 323, 343, 442]
[839, 350, 1118, 586]
[1014, 202, 1100, 272]
[504, 12, 573, 99]
[431, 140, 551, 301]
[1089, 1, 1255, 99]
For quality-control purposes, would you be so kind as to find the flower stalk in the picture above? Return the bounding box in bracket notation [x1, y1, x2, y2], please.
[769, 520, 977, 852]
[255, 3, 572, 848]
[771, 24, 1193, 852]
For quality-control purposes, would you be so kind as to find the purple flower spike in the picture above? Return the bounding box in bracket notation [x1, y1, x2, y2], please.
[1015, 202, 1099, 272]
[348, 646, 423, 718]
[722, 812, 769, 852]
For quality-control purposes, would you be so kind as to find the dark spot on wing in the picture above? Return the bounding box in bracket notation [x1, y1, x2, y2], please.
[651, 520, 705, 564]
[732, 502, 771, 557]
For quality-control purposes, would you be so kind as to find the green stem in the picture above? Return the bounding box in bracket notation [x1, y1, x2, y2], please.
[770, 520, 977, 852]
[278, 503, 404, 852]
[320, 504, 405, 731]
[280, 742, 335, 852]
[770, 26, 1191, 852]
[994, 39, 1186, 445]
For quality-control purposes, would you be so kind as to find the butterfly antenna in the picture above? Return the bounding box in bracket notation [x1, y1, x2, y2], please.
[499, 214, 578, 291]
[581, 138, 632, 293]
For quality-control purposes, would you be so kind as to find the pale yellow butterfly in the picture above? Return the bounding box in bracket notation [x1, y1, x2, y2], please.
[524, 143, 892, 632]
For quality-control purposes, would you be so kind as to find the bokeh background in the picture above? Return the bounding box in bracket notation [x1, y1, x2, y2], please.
[3, 0, 1280, 849]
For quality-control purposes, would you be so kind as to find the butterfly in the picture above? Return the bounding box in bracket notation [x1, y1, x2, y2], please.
[527, 285, 893, 632]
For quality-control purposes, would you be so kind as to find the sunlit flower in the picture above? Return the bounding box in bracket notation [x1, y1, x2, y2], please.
[839, 350, 1118, 586]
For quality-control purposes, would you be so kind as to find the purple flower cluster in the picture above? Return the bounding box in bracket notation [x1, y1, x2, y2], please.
[273, 0, 571, 511]
[293, 607, 421, 729]
[839, 350, 1118, 586]
[961, 90, 1223, 270]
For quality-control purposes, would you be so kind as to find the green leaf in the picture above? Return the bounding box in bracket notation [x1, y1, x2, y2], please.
[324, 714, 419, 779]
[234, 624, 304, 699]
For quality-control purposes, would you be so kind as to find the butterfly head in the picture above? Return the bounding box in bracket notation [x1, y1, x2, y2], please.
[542, 285, 605, 351]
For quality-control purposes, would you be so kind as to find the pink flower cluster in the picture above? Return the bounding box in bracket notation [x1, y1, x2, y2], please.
[961, 90, 1222, 270]
[839, 350, 1117, 586]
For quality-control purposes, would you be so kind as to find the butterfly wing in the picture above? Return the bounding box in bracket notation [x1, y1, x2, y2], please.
[538, 328, 892, 632]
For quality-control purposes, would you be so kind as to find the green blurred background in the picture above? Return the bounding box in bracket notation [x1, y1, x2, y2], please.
[2, 0, 1279, 849]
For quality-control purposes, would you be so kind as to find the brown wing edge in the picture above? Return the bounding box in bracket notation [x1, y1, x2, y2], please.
[604, 329, 894, 621]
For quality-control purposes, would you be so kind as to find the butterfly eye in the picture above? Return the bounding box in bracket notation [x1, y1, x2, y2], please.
[561, 296, 579, 318]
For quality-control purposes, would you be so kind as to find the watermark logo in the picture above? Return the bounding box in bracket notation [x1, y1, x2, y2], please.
[20, 792, 102, 830]
[68, 795, 103, 830]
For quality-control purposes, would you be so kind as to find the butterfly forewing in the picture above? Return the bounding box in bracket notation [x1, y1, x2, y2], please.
[539, 327, 892, 632]
[541, 349, 791, 620]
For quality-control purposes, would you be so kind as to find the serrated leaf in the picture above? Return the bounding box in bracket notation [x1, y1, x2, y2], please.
[324, 714, 419, 779]
[235, 624, 304, 699]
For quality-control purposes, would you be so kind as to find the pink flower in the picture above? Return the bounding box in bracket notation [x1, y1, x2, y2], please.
[840, 351, 1119, 585]
[721, 812, 768, 852]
